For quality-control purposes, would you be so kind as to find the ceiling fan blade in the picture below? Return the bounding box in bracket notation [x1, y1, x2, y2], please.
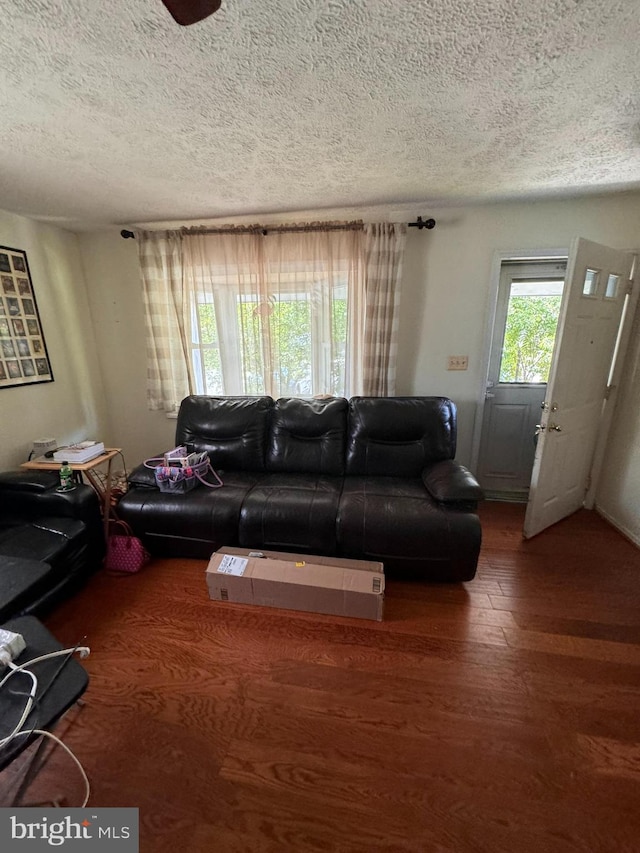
[161, 0, 222, 26]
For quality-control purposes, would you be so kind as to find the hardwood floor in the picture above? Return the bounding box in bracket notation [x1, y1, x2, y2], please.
[3, 503, 640, 852]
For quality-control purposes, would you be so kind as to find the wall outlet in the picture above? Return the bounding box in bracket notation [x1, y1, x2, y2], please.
[447, 355, 469, 371]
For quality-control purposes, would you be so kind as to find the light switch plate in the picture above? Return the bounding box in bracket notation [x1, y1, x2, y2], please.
[447, 355, 468, 370]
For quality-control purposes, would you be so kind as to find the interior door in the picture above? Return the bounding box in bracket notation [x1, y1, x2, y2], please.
[523, 238, 635, 538]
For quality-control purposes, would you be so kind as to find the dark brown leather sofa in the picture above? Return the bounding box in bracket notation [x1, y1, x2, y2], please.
[119, 395, 484, 582]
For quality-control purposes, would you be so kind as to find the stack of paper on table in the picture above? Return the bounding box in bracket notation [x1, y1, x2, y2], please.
[53, 441, 105, 463]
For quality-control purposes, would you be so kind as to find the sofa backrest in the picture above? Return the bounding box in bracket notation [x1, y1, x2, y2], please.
[173, 394, 457, 476]
[176, 395, 273, 471]
[345, 397, 457, 476]
[266, 397, 348, 476]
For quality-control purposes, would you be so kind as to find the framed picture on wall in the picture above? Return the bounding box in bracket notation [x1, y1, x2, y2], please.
[0, 245, 54, 389]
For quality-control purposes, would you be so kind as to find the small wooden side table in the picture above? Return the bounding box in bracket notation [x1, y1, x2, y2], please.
[21, 449, 122, 537]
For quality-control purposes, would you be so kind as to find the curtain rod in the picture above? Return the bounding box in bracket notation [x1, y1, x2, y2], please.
[120, 216, 435, 239]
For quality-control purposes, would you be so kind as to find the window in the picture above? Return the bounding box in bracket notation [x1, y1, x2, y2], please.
[191, 279, 349, 396]
[183, 234, 359, 398]
[605, 273, 620, 299]
[582, 268, 600, 297]
[499, 278, 564, 384]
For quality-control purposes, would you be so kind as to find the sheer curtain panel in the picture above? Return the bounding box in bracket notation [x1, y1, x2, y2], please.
[184, 226, 365, 399]
[137, 221, 408, 410]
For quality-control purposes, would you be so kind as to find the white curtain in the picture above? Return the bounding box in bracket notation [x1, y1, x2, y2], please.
[137, 221, 407, 409]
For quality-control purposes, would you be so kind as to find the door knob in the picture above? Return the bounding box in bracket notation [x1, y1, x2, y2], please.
[548, 423, 562, 432]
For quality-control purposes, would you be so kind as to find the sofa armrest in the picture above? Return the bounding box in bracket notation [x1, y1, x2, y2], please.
[422, 460, 484, 507]
[0, 470, 102, 523]
[127, 461, 160, 489]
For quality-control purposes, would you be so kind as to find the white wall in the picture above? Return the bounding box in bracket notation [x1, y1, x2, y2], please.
[77, 232, 174, 465]
[0, 210, 110, 470]
[396, 192, 640, 467]
[75, 191, 640, 541]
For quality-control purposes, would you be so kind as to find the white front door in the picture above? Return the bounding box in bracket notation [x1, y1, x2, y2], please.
[523, 238, 635, 538]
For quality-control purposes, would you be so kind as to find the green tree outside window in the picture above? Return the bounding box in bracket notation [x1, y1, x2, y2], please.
[499, 294, 562, 383]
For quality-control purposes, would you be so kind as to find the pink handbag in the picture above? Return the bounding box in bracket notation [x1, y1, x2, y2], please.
[105, 520, 150, 573]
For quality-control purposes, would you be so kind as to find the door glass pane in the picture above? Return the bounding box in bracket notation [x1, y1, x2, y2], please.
[583, 268, 599, 296]
[605, 273, 620, 299]
[499, 280, 564, 383]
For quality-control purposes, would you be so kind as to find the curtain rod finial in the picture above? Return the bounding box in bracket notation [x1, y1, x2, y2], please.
[408, 217, 436, 230]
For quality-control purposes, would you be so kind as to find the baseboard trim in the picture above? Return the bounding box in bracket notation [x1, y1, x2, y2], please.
[595, 505, 640, 549]
[484, 490, 529, 503]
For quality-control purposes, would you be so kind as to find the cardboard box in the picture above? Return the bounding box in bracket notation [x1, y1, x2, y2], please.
[206, 547, 384, 621]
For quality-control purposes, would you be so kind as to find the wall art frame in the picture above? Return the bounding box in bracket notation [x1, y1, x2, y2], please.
[0, 244, 54, 388]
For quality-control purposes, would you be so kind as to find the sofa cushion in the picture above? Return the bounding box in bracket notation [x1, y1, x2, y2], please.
[0, 516, 96, 615]
[176, 395, 273, 472]
[239, 473, 343, 555]
[0, 556, 53, 622]
[266, 397, 348, 476]
[337, 476, 481, 581]
[0, 517, 86, 566]
[117, 471, 261, 558]
[345, 397, 457, 476]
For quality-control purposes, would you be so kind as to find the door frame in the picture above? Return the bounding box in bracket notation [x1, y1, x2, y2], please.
[470, 247, 569, 476]
[472, 245, 640, 515]
[585, 253, 639, 508]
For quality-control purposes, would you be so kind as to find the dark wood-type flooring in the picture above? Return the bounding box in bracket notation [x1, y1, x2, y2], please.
[2, 502, 640, 852]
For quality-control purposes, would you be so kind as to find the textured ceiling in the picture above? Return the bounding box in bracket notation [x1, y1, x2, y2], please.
[0, 0, 639, 231]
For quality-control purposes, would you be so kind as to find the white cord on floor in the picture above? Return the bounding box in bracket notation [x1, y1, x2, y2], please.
[0, 647, 90, 688]
[8, 728, 91, 807]
[0, 664, 38, 748]
[0, 646, 91, 806]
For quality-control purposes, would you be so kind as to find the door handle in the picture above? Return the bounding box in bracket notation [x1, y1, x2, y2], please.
[548, 423, 562, 432]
